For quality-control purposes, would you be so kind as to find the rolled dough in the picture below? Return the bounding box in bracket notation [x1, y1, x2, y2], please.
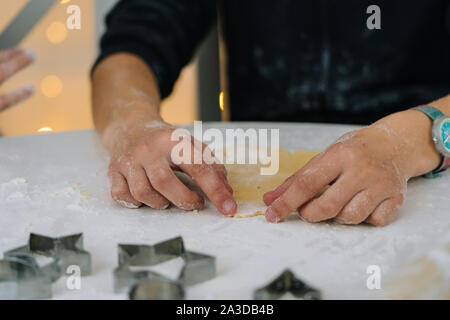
[225, 147, 320, 201]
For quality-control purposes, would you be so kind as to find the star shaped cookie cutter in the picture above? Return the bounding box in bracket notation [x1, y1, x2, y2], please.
[4, 233, 91, 281]
[254, 269, 321, 300]
[0, 254, 52, 299]
[113, 236, 216, 299]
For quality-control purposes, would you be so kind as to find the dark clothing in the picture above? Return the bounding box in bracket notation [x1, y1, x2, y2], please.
[96, 0, 450, 124]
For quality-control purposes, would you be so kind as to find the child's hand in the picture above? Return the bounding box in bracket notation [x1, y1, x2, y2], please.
[104, 118, 237, 216]
[263, 110, 442, 226]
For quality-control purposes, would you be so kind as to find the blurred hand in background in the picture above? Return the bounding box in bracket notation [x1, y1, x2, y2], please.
[0, 48, 35, 112]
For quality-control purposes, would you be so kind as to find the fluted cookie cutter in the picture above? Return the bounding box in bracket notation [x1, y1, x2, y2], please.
[114, 236, 215, 299]
[4, 233, 92, 279]
[254, 269, 321, 300]
[0, 255, 52, 299]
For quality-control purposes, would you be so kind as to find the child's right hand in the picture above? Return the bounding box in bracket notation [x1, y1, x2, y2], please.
[103, 118, 237, 216]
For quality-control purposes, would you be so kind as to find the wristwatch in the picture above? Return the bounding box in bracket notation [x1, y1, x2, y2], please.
[414, 105, 450, 178]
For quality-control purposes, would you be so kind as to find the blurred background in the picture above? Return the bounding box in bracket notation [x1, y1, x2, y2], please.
[0, 0, 221, 137]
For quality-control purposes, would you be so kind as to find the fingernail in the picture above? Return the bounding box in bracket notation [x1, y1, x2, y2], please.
[265, 207, 278, 223]
[22, 49, 36, 61]
[222, 199, 236, 216]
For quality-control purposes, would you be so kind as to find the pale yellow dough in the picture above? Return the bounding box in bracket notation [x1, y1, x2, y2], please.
[225, 147, 321, 201]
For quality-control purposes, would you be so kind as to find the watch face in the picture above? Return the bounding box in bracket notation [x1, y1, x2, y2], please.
[433, 117, 450, 157]
[441, 118, 450, 151]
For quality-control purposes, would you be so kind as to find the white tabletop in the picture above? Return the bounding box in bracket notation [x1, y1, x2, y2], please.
[0, 122, 448, 299]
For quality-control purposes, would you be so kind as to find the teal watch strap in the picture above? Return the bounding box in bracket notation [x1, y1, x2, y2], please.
[415, 105, 444, 120]
[414, 105, 448, 178]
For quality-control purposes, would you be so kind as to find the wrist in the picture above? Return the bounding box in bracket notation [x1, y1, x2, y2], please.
[372, 110, 442, 178]
[101, 110, 166, 151]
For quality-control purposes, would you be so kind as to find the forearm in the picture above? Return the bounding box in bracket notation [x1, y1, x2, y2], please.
[373, 94, 450, 178]
[91, 53, 164, 149]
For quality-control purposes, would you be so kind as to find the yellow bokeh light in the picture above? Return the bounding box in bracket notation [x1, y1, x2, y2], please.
[37, 126, 53, 133]
[60, 0, 71, 4]
[41, 75, 63, 98]
[46, 21, 67, 44]
[219, 91, 224, 111]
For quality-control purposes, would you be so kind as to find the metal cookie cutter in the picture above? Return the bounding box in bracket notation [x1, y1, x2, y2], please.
[4, 233, 92, 279]
[254, 269, 321, 300]
[113, 236, 215, 299]
[0, 255, 52, 300]
[129, 279, 185, 300]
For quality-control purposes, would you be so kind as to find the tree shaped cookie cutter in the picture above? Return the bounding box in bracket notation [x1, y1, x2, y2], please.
[254, 269, 321, 300]
[113, 236, 216, 299]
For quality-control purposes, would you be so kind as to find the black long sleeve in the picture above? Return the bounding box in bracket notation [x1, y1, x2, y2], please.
[95, 0, 450, 124]
[95, 0, 216, 99]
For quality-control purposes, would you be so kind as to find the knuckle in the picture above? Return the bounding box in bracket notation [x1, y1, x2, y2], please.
[150, 168, 171, 186]
[298, 210, 315, 223]
[190, 163, 209, 177]
[209, 183, 227, 199]
[132, 186, 149, 201]
[273, 198, 293, 216]
[293, 175, 315, 197]
[315, 200, 337, 218]
[142, 139, 156, 151]
[333, 142, 355, 158]
[339, 208, 365, 224]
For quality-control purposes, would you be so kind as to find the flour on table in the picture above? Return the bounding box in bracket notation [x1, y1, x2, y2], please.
[0, 177, 29, 201]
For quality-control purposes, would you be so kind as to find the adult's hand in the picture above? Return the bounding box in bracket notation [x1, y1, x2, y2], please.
[0, 48, 35, 112]
[263, 109, 444, 226]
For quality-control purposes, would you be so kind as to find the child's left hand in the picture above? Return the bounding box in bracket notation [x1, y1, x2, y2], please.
[263, 110, 442, 226]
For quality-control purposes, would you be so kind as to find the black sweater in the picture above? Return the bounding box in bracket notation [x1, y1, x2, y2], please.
[96, 0, 450, 124]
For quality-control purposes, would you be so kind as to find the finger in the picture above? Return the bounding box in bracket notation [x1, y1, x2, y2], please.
[174, 139, 237, 216]
[365, 196, 403, 227]
[0, 48, 21, 62]
[125, 165, 169, 209]
[146, 164, 204, 211]
[263, 175, 295, 206]
[0, 49, 35, 83]
[334, 188, 386, 225]
[214, 165, 233, 194]
[265, 158, 340, 223]
[109, 171, 142, 209]
[297, 175, 361, 222]
[179, 161, 237, 216]
[198, 141, 234, 195]
[0, 84, 35, 112]
[263, 153, 324, 206]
